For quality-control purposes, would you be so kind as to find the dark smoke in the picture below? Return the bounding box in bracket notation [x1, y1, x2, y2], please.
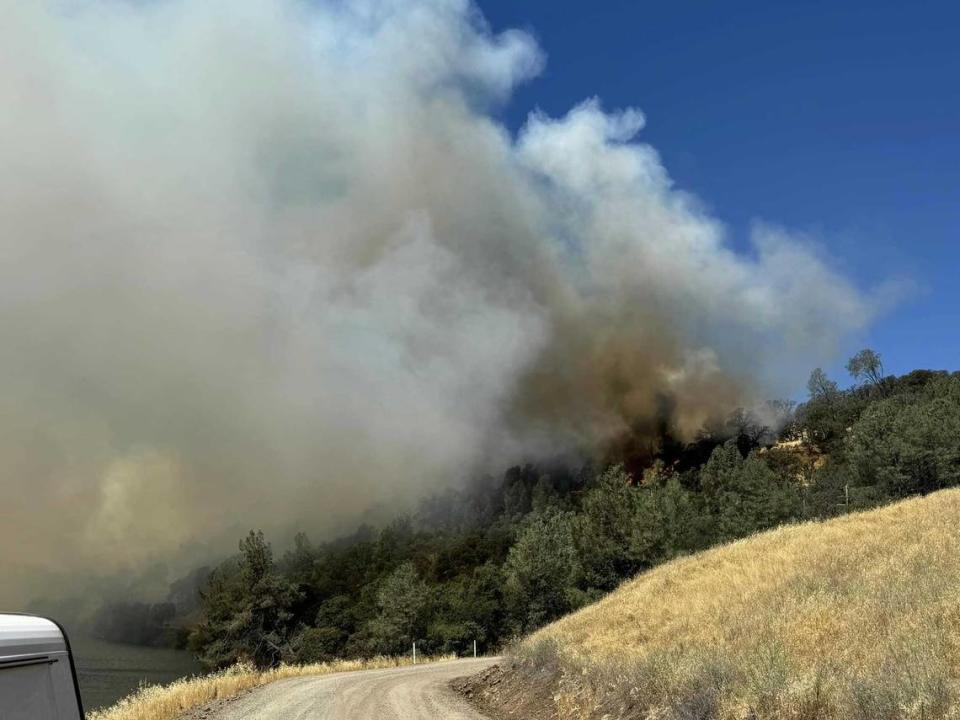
[0, 0, 872, 606]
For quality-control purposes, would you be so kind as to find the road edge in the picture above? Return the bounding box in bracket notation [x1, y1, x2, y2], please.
[451, 658, 560, 720]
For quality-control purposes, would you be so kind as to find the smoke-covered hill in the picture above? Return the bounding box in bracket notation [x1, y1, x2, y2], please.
[1, 0, 879, 608]
[175, 363, 960, 668]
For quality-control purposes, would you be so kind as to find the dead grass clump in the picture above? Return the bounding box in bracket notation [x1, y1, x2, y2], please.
[522, 489, 960, 719]
[86, 655, 451, 720]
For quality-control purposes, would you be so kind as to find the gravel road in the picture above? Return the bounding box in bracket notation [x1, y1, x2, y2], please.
[200, 657, 499, 720]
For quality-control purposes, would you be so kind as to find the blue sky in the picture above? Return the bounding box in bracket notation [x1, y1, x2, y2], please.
[479, 0, 959, 383]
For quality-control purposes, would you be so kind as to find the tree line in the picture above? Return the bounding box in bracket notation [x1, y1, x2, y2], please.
[184, 351, 960, 669]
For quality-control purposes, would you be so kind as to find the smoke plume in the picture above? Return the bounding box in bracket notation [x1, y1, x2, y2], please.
[0, 0, 870, 605]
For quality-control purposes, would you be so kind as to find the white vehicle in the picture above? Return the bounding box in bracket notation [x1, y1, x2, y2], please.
[0, 614, 84, 719]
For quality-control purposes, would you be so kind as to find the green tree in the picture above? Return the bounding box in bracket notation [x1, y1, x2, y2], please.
[799, 368, 865, 449]
[280, 531, 316, 584]
[364, 562, 431, 654]
[531, 475, 560, 513]
[504, 510, 581, 633]
[701, 442, 801, 542]
[807, 368, 839, 400]
[286, 626, 345, 664]
[191, 530, 302, 669]
[846, 376, 960, 497]
[575, 465, 639, 591]
[699, 440, 743, 492]
[629, 477, 705, 565]
[427, 563, 503, 655]
[846, 348, 885, 388]
[806, 461, 861, 517]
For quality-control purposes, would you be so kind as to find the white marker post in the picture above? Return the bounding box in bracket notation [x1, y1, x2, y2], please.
[412, 641, 417, 665]
[473, 639, 477, 658]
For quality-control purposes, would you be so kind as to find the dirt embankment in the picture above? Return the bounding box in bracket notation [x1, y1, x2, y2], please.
[453, 660, 562, 720]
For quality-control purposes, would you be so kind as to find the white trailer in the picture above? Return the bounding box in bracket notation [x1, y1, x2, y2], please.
[0, 614, 85, 719]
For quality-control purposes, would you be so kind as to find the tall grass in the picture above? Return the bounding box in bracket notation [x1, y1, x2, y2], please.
[86, 655, 452, 720]
[521, 489, 960, 719]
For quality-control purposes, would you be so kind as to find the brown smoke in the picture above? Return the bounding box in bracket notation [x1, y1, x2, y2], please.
[0, 0, 871, 606]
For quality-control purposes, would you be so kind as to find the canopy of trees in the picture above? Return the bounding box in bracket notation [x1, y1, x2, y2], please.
[180, 354, 960, 670]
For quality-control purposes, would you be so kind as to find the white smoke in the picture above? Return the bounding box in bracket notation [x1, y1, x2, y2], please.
[0, 0, 870, 604]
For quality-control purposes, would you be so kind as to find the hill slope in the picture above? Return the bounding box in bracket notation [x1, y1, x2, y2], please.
[470, 489, 960, 720]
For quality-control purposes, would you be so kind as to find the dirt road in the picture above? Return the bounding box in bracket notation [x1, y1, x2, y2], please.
[200, 657, 498, 720]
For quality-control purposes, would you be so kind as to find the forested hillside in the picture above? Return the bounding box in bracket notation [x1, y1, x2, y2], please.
[179, 351, 960, 669]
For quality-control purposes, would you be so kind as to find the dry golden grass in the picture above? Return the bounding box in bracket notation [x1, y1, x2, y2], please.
[86, 655, 452, 720]
[523, 489, 960, 719]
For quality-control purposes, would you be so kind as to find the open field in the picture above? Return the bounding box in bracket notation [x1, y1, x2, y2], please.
[499, 489, 960, 719]
[86, 655, 453, 720]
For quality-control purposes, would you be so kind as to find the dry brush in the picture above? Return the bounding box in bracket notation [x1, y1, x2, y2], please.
[515, 489, 960, 719]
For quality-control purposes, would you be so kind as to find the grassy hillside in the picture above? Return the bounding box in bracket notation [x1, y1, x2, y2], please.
[517, 489, 960, 720]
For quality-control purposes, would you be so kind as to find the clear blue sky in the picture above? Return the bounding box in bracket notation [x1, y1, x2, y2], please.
[479, 0, 959, 382]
